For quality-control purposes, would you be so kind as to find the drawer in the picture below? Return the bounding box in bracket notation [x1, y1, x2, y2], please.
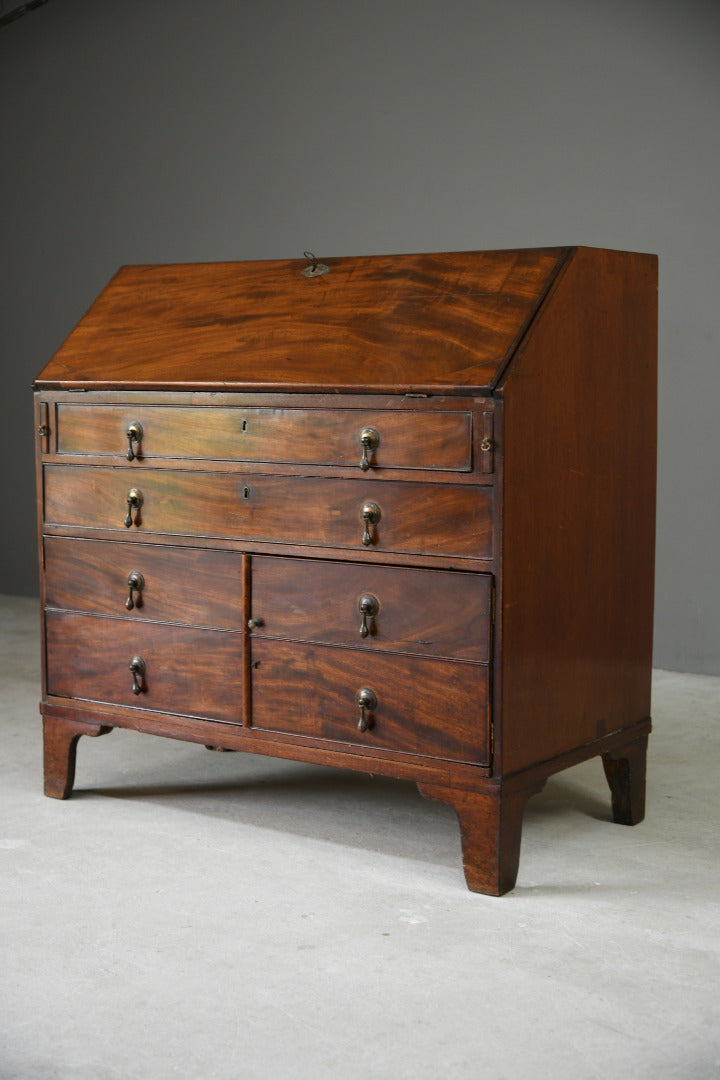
[44, 465, 493, 559]
[250, 640, 489, 765]
[55, 404, 472, 472]
[45, 611, 243, 723]
[250, 557, 491, 662]
[44, 537, 243, 628]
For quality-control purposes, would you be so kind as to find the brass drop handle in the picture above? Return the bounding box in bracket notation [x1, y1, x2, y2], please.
[124, 488, 143, 528]
[357, 687, 378, 732]
[125, 571, 145, 610]
[361, 501, 381, 546]
[359, 427, 380, 471]
[126, 422, 143, 461]
[129, 655, 146, 695]
[358, 593, 379, 638]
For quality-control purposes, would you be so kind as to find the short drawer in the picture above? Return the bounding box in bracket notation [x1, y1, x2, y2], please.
[44, 465, 493, 560]
[44, 536, 243, 628]
[55, 404, 472, 472]
[45, 611, 243, 723]
[250, 640, 489, 765]
[250, 557, 491, 661]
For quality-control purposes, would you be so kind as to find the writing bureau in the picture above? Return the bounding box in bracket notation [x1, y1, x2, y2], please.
[34, 246, 657, 895]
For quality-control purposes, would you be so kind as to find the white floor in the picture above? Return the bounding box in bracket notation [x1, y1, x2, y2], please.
[1, 594, 718, 1080]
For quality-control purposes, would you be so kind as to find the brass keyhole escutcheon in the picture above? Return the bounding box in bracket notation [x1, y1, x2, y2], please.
[126, 421, 143, 461]
[129, 655, 146, 695]
[356, 687, 378, 732]
[125, 570, 145, 610]
[360, 501, 381, 546]
[358, 593, 379, 638]
[124, 488, 143, 528]
[359, 427, 380, 471]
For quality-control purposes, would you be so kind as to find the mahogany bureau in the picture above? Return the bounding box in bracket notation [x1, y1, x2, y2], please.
[34, 246, 657, 895]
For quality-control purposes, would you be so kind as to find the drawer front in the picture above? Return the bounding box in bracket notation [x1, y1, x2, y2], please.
[250, 557, 491, 662]
[44, 537, 243, 628]
[45, 611, 243, 723]
[250, 640, 489, 764]
[55, 404, 472, 472]
[44, 465, 493, 559]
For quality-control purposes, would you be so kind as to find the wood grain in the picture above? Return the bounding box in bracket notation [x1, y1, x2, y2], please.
[45, 611, 244, 724]
[43, 465, 494, 558]
[498, 247, 657, 773]
[44, 536, 244, 628]
[34, 245, 657, 894]
[250, 556, 491, 661]
[250, 639, 489, 764]
[418, 780, 545, 895]
[35, 249, 567, 393]
[43, 715, 113, 799]
[56, 403, 473, 472]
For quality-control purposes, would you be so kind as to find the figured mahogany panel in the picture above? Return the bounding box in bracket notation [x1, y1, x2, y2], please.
[43, 465, 493, 559]
[44, 536, 244, 628]
[250, 557, 492, 661]
[250, 639, 489, 764]
[45, 611, 243, 723]
[35, 249, 567, 394]
[55, 404, 472, 472]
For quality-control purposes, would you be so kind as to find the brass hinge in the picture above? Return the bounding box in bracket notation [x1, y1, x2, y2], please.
[480, 409, 494, 474]
[37, 401, 50, 453]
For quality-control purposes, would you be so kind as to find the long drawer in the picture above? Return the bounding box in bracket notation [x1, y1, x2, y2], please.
[45, 611, 243, 723]
[44, 537, 244, 628]
[249, 556, 491, 661]
[43, 465, 493, 559]
[250, 639, 489, 765]
[55, 404, 473, 472]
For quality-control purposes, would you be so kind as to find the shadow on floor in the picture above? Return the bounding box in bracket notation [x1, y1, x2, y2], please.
[70, 746, 614, 867]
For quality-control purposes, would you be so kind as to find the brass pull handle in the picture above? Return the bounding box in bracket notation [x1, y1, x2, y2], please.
[358, 593, 379, 638]
[359, 427, 380, 471]
[126, 422, 143, 461]
[129, 655, 146, 695]
[124, 488, 143, 528]
[125, 571, 145, 610]
[361, 501, 381, 546]
[357, 687, 378, 732]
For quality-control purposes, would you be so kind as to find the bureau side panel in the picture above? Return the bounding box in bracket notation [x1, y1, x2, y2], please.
[498, 247, 657, 774]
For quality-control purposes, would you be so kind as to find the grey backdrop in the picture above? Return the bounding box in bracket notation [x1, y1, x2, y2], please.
[1, 0, 718, 674]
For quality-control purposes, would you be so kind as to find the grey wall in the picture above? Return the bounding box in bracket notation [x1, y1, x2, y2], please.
[1, 0, 718, 674]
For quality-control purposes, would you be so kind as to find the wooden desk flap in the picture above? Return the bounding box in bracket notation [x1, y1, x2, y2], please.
[35, 248, 568, 394]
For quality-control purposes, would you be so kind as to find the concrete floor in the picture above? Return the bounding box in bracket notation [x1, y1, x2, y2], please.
[1, 594, 718, 1080]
